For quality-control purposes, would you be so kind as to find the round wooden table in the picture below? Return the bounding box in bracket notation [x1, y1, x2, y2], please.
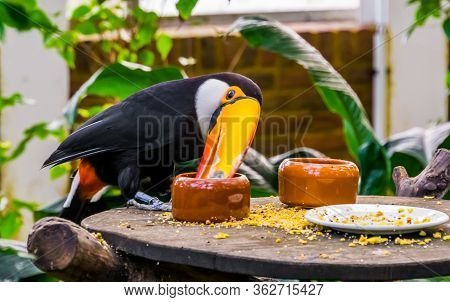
[82, 196, 450, 281]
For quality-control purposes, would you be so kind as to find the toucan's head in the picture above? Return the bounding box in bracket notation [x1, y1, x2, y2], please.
[193, 73, 262, 179]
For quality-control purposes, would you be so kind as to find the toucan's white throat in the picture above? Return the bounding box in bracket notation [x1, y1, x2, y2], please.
[194, 79, 229, 139]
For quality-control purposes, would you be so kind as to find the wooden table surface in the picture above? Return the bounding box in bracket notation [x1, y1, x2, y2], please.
[82, 196, 450, 281]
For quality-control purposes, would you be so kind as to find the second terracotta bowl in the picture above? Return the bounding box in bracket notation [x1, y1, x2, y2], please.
[172, 172, 250, 223]
[278, 158, 359, 207]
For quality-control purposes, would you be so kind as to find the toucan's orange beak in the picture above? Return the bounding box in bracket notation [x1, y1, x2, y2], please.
[196, 96, 261, 179]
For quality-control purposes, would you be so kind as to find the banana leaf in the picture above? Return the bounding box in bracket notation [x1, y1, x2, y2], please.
[64, 62, 185, 127]
[384, 122, 450, 195]
[0, 239, 56, 281]
[229, 16, 391, 195]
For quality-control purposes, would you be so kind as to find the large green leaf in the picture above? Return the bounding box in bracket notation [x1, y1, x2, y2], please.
[64, 62, 185, 127]
[0, 239, 56, 281]
[229, 16, 391, 194]
[384, 122, 450, 192]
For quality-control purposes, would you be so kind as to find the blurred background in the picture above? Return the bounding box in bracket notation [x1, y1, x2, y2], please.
[0, 0, 448, 241]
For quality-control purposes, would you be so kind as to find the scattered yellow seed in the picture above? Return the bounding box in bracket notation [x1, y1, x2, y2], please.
[340, 238, 346, 242]
[307, 235, 317, 241]
[213, 232, 230, 239]
[422, 217, 431, 223]
[407, 208, 414, 213]
[443, 235, 450, 241]
[298, 239, 307, 244]
[419, 230, 427, 237]
[348, 243, 356, 247]
[319, 253, 334, 259]
[417, 241, 426, 246]
[394, 237, 416, 245]
[398, 208, 404, 213]
[424, 238, 432, 243]
[316, 231, 323, 236]
[423, 196, 435, 200]
[275, 238, 282, 243]
[433, 232, 442, 239]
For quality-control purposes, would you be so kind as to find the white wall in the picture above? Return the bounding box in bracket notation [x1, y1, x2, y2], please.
[388, 1, 448, 134]
[361, 0, 448, 137]
[0, 0, 69, 239]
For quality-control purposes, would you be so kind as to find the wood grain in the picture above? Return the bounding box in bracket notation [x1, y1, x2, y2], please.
[82, 196, 450, 281]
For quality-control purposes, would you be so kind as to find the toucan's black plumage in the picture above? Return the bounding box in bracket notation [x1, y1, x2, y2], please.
[43, 72, 262, 223]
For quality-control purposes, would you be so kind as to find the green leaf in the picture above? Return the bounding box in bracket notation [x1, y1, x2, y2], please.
[384, 123, 450, 193]
[156, 33, 173, 60]
[384, 123, 450, 169]
[230, 16, 391, 194]
[74, 20, 97, 35]
[64, 62, 185, 127]
[0, 93, 23, 112]
[0, 210, 22, 238]
[176, 0, 199, 20]
[447, 71, 450, 88]
[29, 8, 56, 32]
[49, 162, 71, 180]
[139, 49, 155, 66]
[0, 2, 33, 31]
[443, 18, 450, 40]
[71, 4, 90, 20]
[0, 239, 56, 281]
[0, 21, 5, 40]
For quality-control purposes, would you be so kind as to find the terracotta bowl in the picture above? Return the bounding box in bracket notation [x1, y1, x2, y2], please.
[172, 172, 250, 223]
[278, 158, 359, 207]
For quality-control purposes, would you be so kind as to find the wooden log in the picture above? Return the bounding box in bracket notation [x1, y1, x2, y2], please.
[27, 217, 128, 281]
[393, 148, 450, 198]
[27, 217, 255, 281]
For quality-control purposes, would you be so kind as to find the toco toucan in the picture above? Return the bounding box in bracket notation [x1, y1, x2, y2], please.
[43, 73, 262, 223]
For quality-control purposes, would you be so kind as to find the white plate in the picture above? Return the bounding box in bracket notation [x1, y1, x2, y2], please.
[305, 204, 449, 235]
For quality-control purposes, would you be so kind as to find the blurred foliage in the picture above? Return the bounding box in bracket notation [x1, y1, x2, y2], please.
[408, 0, 450, 88]
[176, 0, 199, 20]
[230, 16, 450, 196]
[0, 196, 37, 238]
[0, 239, 57, 281]
[230, 16, 391, 195]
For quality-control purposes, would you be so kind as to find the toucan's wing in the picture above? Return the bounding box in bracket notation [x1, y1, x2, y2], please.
[43, 86, 198, 168]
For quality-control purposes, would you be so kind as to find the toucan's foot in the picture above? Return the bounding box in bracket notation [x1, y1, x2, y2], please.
[127, 191, 172, 211]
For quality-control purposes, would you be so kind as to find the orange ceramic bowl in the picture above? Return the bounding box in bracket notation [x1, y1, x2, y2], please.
[278, 158, 359, 207]
[172, 172, 250, 223]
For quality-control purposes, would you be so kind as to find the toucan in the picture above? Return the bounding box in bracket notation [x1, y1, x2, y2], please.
[43, 72, 262, 223]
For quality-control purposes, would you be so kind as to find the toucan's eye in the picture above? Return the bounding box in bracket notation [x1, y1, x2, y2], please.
[226, 89, 235, 100]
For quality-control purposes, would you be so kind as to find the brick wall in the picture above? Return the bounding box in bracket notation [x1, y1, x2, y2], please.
[71, 23, 375, 160]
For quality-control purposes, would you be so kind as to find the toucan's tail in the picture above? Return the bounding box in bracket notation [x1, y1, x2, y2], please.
[60, 159, 107, 224]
